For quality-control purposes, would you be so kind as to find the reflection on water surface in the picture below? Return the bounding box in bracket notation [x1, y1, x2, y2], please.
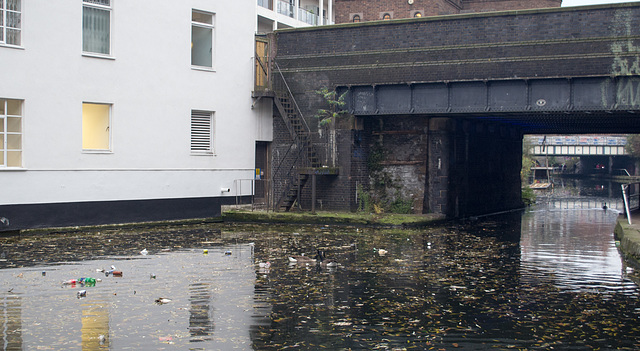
[0, 208, 638, 350]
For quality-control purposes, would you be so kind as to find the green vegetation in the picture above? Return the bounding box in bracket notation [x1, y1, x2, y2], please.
[314, 87, 349, 127]
[521, 186, 536, 206]
[521, 137, 537, 205]
[626, 134, 640, 159]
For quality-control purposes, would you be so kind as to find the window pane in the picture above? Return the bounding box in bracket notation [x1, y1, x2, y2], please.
[6, 0, 20, 12]
[83, 103, 110, 150]
[83, 6, 110, 54]
[7, 117, 20, 133]
[7, 11, 19, 28]
[7, 151, 21, 167]
[7, 134, 20, 149]
[0, 100, 5, 115]
[191, 26, 212, 67]
[0, 151, 4, 166]
[0, 134, 3, 147]
[84, 0, 110, 6]
[0, 118, 4, 133]
[6, 28, 19, 45]
[192, 11, 212, 25]
[7, 99, 21, 115]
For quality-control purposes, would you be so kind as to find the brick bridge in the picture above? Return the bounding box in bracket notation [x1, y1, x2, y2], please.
[267, 3, 640, 217]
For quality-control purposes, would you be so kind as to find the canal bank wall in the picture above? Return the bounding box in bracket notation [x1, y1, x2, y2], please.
[614, 212, 640, 266]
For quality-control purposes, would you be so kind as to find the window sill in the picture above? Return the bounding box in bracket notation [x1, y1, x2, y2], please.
[191, 152, 216, 156]
[0, 167, 26, 171]
[82, 150, 113, 154]
[0, 43, 24, 50]
[191, 65, 216, 72]
[82, 52, 116, 60]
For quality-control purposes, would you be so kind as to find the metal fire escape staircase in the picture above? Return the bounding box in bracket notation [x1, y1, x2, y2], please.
[271, 62, 329, 211]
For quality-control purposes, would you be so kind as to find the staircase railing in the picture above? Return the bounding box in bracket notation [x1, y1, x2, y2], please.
[271, 61, 322, 210]
[272, 62, 312, 144]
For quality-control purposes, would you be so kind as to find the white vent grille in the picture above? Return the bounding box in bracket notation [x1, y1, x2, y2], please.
[191, 110, 213, 152]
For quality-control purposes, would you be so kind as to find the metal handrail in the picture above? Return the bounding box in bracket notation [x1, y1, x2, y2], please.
[273, 61, 311, 133]
[273, 144, 310, 210]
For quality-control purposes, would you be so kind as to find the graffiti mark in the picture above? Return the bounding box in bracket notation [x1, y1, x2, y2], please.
[610, 10, 640, 76]
[616, 77, 640, 107]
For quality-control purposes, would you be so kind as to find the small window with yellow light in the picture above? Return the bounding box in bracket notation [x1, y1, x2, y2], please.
[82, 102, 111, 151]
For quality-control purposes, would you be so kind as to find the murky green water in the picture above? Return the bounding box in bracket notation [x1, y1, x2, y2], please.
[0, 206, 638, 350]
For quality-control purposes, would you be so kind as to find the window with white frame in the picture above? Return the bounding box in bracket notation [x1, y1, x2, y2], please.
[82, 102, 111, 151]
[0, 0, 21, 46]
[0, 98, 22, 168]
[83, 0, 111, 55]
[191, 10, 214, 68]
[191, 110, 214, 153]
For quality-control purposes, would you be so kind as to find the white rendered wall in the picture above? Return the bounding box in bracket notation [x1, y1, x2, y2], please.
[0, 0, 264, 205]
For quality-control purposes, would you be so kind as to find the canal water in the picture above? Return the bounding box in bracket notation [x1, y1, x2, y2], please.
[1, 184, 639, 350]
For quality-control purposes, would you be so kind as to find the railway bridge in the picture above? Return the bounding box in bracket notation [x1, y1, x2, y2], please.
[267, 3, 640, 217]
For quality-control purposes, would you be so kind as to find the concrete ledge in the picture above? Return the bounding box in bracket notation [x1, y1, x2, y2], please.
[222, 210, 446, 227]
[614, 217, 640, 265]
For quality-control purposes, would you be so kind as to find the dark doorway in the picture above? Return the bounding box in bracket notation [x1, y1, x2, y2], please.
[255, 141, 270, 208]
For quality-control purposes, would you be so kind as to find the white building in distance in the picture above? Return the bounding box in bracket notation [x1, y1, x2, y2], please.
[0, 0, 333, 231]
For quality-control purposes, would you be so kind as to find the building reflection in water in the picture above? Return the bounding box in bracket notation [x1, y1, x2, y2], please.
[189, 281, 214, 342]
[0, 294, 21, 351]
[520, 204, 630, 291]
[81, 299, 110, 350]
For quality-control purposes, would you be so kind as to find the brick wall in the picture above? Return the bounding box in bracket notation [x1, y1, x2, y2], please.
[277, 4, 640, 85]
[334, 0, 561, 24]
[335, 0, 460, 23]
[462, 0, 561, 12]
[272, 4, 640, 216]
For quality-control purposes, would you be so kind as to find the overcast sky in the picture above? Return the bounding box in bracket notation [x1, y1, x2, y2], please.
[562, 0, 640, 6]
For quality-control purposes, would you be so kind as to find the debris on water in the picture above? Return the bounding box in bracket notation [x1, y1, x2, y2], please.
[140, 248, 148, 255]
[77, 290, 87, 298]
[155, 297, 171, 305]
[626, 266, 634, 273]
[203, 249, 208, 254]
[375, 248, 388, 256]
[98, 334, 106, 345]
[159, 335, 173, 344]
[150, 273, 156, 279]
[105, 270, 123, 277]
[224, 250, 232, 255]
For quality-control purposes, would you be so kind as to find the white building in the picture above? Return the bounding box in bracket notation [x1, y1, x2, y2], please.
[0, 0, 330, 231]
[257, 0, 335, 33]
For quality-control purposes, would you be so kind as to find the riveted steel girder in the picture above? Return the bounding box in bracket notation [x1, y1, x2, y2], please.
[339, 76, 640, 134]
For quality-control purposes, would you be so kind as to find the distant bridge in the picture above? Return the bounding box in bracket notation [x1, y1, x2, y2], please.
[528, 135, 627, 156]
[540, 197, 623, 211]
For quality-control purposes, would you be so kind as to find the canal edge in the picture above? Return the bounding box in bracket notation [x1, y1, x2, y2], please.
[614, 214, 640, 268]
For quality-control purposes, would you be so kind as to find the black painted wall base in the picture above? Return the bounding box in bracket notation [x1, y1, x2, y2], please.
[0, 196, 247, 232]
